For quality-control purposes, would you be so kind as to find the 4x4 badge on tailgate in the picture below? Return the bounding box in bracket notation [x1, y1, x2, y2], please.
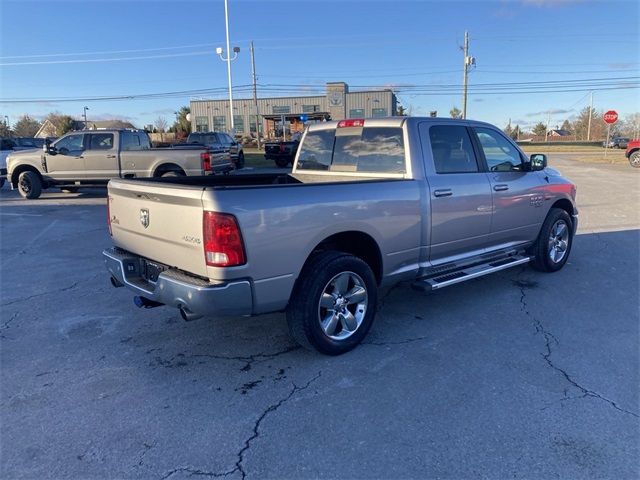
[140, 208, 150, 228]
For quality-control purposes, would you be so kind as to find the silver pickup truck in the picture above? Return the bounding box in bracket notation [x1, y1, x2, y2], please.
[6, 129, 232, 199]
[103, 117, 577, 355]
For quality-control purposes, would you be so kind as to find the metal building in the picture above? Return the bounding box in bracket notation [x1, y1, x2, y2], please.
[190, 82, 397, 138]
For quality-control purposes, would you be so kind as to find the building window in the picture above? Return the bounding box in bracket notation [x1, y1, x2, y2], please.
[213, 116, 226, 132]
[272, 105, 291, 114]
[302, 104, 320, 113]
[372, 108, 387, 118]
[249, 119, 263, 134]
[233, 115, 245, 134]
[349, 109, 364, 118]
[195, 116, 209, 132]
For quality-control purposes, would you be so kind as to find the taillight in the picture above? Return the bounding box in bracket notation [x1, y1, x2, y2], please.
[279, 144, 285, 153]
[203, 212, 246, 267]
[107, 195, 112, 236]
[337, 119, 365, 128]
[200, 151, 211, 172]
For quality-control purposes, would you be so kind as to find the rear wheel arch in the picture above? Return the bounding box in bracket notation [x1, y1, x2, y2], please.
[301, 231, 383, 285]
[153, 163, 186, 177]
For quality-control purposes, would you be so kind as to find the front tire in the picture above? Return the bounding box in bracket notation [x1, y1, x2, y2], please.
[18, 171, 42, 199]
[629, 151, 640, 168]
[530, 208, 573, 272]
[286, 251, 378, 355]
[236, 152, 245, 169]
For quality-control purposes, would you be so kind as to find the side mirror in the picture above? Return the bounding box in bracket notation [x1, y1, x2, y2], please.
[530, 153, 547, 171]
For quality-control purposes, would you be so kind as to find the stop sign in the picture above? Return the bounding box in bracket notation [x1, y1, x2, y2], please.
[603, 110, 618, 124]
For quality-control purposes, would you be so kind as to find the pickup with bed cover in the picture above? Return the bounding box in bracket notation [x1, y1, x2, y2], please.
[103, 117, 577, 355]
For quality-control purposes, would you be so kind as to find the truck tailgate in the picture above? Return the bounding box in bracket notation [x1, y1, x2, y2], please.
[108, 179, 209, 278]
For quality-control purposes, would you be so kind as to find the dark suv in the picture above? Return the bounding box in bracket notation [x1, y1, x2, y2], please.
[186, 132, 245, 169]
[603, 137, 630, 149]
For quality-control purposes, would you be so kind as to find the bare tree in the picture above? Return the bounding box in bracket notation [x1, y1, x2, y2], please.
[154, 116, 168, 133]
[154, 116, 169, 142]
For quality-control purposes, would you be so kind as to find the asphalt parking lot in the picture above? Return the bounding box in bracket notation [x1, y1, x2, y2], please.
[1, 154, 638, 479]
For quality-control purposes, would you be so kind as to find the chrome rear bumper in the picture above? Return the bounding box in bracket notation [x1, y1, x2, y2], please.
[103, 247, 253, 318]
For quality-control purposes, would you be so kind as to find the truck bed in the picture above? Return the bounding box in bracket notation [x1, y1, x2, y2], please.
[120, 172, 404, 189]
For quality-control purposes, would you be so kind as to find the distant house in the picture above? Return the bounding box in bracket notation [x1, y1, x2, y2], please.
[547, 129, 571, 137]
[35, 119, 137, 138]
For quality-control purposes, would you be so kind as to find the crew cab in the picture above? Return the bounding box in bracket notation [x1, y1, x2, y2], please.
[625, 139, 640, 167]
[7, 129, 232, 199]
[103, 117, 578, 355]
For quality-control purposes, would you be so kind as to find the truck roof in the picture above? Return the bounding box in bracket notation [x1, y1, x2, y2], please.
[306, 116, 498, 131]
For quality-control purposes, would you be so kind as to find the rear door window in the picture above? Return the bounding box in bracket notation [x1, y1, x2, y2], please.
[428, 125, 479, 174]
[121, 131, 142, 151]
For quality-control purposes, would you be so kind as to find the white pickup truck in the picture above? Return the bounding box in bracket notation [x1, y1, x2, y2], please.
[103, 117, 577, 355]
[6, 129, 232, 198]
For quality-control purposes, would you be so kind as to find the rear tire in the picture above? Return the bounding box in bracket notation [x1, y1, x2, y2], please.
[530, 208, 573, 272]
[286, 251, 378, 355]
[18, 171, 42, 199]
[629, 151, 640, 168]
[160, 170, 184, 178]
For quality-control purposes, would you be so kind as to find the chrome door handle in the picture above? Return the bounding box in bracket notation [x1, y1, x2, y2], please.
[106, 155, 117, 158]
[434, 189, 453, 197]
[493, 184, 509, 191]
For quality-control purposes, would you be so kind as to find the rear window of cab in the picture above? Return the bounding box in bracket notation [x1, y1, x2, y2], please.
[297, 126, 405, 174]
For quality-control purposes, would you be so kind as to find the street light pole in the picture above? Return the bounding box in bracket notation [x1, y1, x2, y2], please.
[215, 0, 240, 135]
[83, 106, 89, 129]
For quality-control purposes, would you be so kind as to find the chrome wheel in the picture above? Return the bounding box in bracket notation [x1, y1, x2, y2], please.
[18, 176, 32, 195]
[318, 271, 368, 341]
[548, 220, 569, 264]
[630, 152, 640, 168]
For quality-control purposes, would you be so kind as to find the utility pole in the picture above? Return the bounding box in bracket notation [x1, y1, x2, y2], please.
[587, 91, 593, 141]
[461, 31, 475, 120]
[83, 106, 89, 130]
[546, 110, 551, 142]
[250, 41, 261, 149]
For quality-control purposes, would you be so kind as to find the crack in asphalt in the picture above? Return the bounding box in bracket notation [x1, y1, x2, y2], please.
[515, 275, 639, 418]
[1, 311, 19, 330]
[186, 345, 301, 372]
[160, 372, 322, 480]
[377, 283, 404, 313]
[0, 281, 79, 307]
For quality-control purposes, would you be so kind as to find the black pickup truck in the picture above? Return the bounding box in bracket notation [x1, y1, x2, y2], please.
[264, 140, 300, 167]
